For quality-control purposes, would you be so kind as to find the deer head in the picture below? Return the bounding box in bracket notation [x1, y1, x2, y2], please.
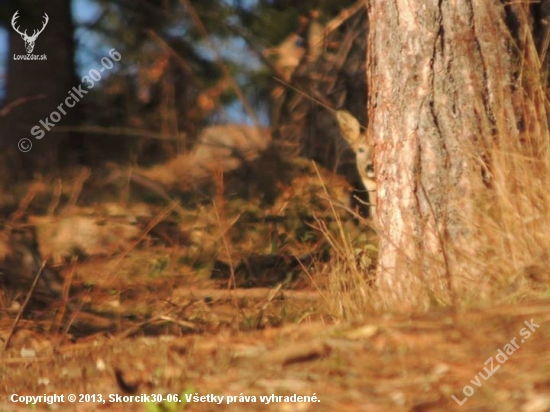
[11, 11, 49, 54]
[336, 110, 375, 183]
[336, 110, 377, 220]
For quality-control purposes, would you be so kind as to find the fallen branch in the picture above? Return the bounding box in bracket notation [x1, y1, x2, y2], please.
[172, 287, 320, 302]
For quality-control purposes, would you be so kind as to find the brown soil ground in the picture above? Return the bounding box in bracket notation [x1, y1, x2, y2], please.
[1, 262, 549, 412]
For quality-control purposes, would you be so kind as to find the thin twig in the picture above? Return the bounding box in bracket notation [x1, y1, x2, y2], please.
[255, 283, 283, 328]
[52, 125, 187, 141]
[0, 95, 46, 117]
[107, 201, 180, 280]
[8, 181, 45, 225]
[3, 261, 47, 351]
[55, 257, 78, 334]
[172, 287, 320, 302]
[179, 0, 260, 126]
[54, 300, 84, 352]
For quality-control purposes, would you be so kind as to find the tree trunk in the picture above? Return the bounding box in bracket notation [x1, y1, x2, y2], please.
[0, 0, 79, 177]
[366, 1, 545, 309]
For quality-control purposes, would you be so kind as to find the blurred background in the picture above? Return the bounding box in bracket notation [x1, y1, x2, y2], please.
[0, 0, 367, 193]
[0, 0, 376, 314]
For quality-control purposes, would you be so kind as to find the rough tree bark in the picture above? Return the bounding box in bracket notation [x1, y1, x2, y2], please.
[0, 0, 79, 176]
[366, 1, 531, 309]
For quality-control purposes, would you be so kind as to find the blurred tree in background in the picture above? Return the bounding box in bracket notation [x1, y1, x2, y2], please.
[1, 0, 357, 175]
[0, 0, 79, 177]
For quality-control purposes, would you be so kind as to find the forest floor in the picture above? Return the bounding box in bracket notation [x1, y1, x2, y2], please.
[1, 161, 550, 411]
[1, 290, 549, 412]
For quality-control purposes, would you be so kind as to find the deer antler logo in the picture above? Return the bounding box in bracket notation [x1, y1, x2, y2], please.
[11, 11, 49, 54]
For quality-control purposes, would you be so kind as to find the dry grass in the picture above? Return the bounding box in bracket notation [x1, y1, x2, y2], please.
[309, 162, 377, 321]
[453, 11, 550, 306]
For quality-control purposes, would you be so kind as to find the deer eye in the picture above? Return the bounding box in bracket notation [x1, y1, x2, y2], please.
[357, 147, 365, 153]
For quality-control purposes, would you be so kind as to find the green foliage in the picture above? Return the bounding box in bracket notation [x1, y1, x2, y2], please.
[149, 256, 170, 277]
[145, 387, 194, 412]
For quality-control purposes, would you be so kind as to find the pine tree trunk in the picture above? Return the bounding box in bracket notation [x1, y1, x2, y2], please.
[1, 0, 79, 176]
[367, 1, 525, 309]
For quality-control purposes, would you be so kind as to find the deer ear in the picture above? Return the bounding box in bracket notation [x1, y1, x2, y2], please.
[336, 110, 361, 144]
